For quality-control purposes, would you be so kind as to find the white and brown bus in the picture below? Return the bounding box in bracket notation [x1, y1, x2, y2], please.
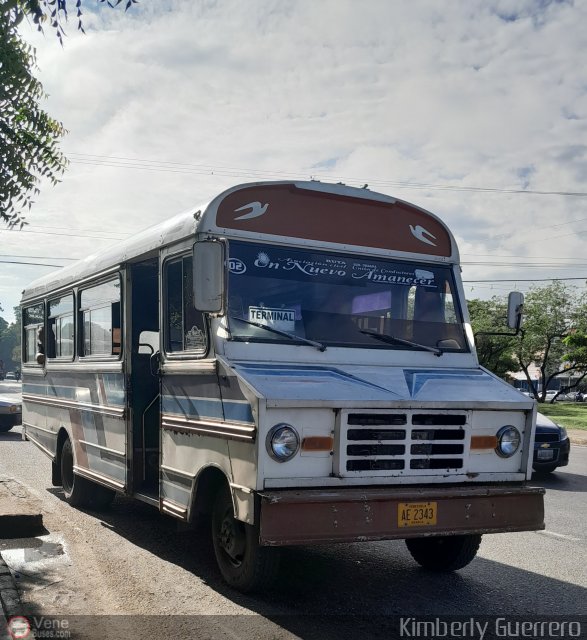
[21, 181, 544, 591]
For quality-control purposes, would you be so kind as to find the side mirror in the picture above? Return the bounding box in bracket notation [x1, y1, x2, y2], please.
[507, 291, 524, 331]
[193, 240, 226, 315]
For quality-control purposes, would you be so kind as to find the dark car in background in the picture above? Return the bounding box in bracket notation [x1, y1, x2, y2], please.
[533, 412, 571, 474]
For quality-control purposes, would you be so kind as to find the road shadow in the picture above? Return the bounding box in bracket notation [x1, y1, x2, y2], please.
[531, 469, 587, 493]
[0, 430, 23, 442]
[41, 485, 587, 640]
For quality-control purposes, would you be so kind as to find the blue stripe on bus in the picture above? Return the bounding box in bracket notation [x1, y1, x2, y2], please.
[234, 362, 391, 392]
[162, 395, 254, 425]
[101, 374, 125, 406]
[223, 401, 255, 424]
[403, 368, 486, 396]
[23, 375, 125, 406]
[24, 381, 78, 399]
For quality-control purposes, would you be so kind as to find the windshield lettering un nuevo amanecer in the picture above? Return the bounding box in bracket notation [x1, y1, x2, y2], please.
[227, 242, 468, 353]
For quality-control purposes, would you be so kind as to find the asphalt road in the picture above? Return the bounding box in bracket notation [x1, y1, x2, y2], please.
[0, 421, 585, 639]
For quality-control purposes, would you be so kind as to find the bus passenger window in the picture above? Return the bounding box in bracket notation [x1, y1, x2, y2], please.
[23, 304, 44, 364]
[48, 295, 74, 359]
[80, 279, 122, 358]
[165, 255, 207, 354]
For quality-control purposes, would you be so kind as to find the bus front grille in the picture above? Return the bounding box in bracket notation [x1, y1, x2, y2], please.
[338, 410, 470, 477]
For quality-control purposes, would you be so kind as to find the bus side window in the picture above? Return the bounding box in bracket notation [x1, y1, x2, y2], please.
[48, 294, 74, 360]
[165, 255, 208, 355]
[23, 303, 45, 365]
[80, 279, 122, 358]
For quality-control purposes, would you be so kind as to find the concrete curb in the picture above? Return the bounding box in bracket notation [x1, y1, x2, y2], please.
[0, 480, 45, 636]
[0, 513, 44, 540]
[0, 474, 45, 540]
[568, 430, 587, 447]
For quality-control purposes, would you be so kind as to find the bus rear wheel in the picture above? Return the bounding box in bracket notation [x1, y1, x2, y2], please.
[405, 534, 481, 571]
[60, 437, 115, 510]
[211, 485, 279, 593]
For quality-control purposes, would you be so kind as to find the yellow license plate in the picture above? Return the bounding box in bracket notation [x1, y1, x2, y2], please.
[398, 501, 438, 527]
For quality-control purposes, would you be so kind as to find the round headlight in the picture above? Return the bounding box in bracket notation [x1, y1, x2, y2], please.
[495, 425, 521, 458]
[266, 424, 300, 462]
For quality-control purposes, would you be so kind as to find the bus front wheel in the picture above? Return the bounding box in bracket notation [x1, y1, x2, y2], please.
[60, 437, 115, 510]
[405, 534, 482, 571]
[211, 485, 279, 592]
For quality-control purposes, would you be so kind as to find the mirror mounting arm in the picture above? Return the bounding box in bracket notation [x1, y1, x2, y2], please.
[473, 291, 524, 341]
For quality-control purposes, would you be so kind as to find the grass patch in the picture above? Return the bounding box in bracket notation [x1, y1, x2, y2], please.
[536, 403, 587, 430]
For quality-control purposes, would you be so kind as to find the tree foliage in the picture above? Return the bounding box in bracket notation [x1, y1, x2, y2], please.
[468, 282, 587, 402]
[0, 0, 136, 226]
[469, 297, 517, 380]
[516, 282, 587, 402]
[0, 0, 68, 226]
[0, 307, 21, 371]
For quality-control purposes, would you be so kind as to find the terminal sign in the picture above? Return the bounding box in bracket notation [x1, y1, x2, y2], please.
[248, 307, 296, 331]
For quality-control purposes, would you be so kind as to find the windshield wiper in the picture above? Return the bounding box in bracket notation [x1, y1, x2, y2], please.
[359, 328, 443, 357]
[230, 316, 327, 352]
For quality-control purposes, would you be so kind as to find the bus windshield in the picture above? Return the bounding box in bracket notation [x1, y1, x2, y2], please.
[226, 241, 468, 353]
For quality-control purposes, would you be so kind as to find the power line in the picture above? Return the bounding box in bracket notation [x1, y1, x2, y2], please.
[463, 262, 587, 268]
[2, 251, 587, 272]
[1, 228, 126, 241]
[66, 152, 587, 198]
[463, 277, 587, 283]
[0, 260, 64, 267]
[2, 252, 586, 270]
[0, 252, 84, 262]
[20, 224, 131, 237]
[462, 253, 587, 261]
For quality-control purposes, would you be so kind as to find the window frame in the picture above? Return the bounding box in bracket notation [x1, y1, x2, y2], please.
[22, 302, 45, 366]
[47, 293, 75, 361]
[78, 276, 123, 361]
[163, 253, 210, 359]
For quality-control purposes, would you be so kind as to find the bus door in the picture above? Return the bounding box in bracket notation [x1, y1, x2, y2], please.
[128, 259, 160, 497]
[158, 252, 223, 519]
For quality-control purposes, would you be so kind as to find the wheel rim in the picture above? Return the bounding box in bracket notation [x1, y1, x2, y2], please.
[62, 441, 74, 495]
[217, 505, 246, 567]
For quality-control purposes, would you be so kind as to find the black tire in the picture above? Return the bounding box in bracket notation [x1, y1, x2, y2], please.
[211, 485, 280, 592]
[0, 422, 13, 433]
[533, 464, 558, 474]
[88, 484, 116, 509]
[406, 534, 481, 572]
[60, 437, 116, 509]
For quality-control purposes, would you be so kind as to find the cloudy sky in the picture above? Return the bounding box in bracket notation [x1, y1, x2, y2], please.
[2, 0, 586, 323]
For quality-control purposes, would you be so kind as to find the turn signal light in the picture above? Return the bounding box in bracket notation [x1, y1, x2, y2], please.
[301, 436, 334, 452]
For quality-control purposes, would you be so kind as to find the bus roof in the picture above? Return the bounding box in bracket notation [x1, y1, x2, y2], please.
[21, 181, 458, 303]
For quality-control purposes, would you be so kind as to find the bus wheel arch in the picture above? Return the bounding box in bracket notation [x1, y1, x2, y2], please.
[52, 427, 70, 486]
[58, 432, 115, 510]
[190, 466, 231, 525]
[210, 481, 279, 593]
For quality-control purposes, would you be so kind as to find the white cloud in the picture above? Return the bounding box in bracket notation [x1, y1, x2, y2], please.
[2, 0, 586, 321]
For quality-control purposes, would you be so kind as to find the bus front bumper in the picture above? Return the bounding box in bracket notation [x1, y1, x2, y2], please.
[258, 484, 545, 546]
